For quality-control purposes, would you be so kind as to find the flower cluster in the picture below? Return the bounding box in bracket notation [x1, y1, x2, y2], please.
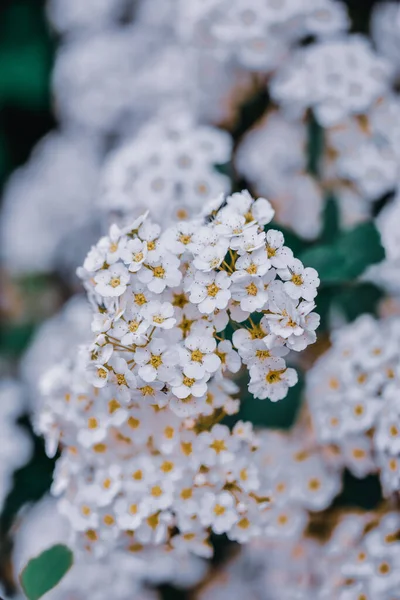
[37, 191, 320, 563]
[307, 314, 400, 495]
[196, 509, 400, 600]
[236, 112, 325, 240]
[182, 0, 348, 71]
[271, 36, 390, 127]
[99, 110, 232, 224]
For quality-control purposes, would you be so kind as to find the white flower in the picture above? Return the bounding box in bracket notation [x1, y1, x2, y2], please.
[188, 270, 231, 314]
[141, 301, 176, 329]
[179, 334, 221, 379]
[193, 244, 226, 272]
[134, 338, 178, 382]
[216, 340, 241, 373]
[249, 357, 298, 401]
[230, 275, 268, 312]
[265, 230, 293, 269]
[195, 424, 238, 467]
[233, 248, 271, 279]
[171, 371, 210, 399]
[120, 238, 148, 272]
[111, 306, 149, 345]
[94, 263, 130, 297]
[199, 491, 238, 534]
[278, 258, 319, 301]
[137, 253, 182, 293]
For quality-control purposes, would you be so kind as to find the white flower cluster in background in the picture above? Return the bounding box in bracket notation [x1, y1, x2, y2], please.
[0, 380, 32, 509]
[10, 496, 168, 600]
[196, 509, 400, 600]
[47, 0, 134, 36]
[0, 132, 102, 276]
[307, 314, 400, 495]
[37, 191, 319, 565]
[270, 36, 390, 127]
[250, 425, 341, 541]
[371, 1, 400, 80]
[20, 296, 92, 410]
[181, 0, 348, 71]
[99, 110, 232, 224]
[235, 112, 324, 240]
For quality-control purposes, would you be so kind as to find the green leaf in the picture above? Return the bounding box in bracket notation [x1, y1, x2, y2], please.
[301, 222, 385, 285]
[320, 194, 340, 244]
[20, 545, 73, 600]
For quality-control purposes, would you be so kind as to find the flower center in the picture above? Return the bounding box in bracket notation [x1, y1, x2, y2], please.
[134, 293, 147, 306]
[128, 320, 140, 332]
[191, 349, 204, 363]
[246, 282, 258, 296]
[181, 442, 192, 456]
[210, 439, 227, 454]
[116, 374, 127, 386]
[214, 504, 226, 516]
[150, 354, 163, 368]
[134, 252, 144, 262]
[206, 283, 220, 297]
[147, 514, 159, 529]
[308, 478, 321, 491]
[161, 461, 174, 473]
[246, 263, 258, 275]
[97, 367, 107, 379]
[110, 277, 121, 288]
[108, 399, 120, 414]
[265, 370, 284, 384]
[140, 386, 155, 397]
[237, 517, 250, 529]
[153, 315, 166, 324]
[147, 241, 156, 251]
[151, 485, 163, 497]
[181, 488, 193, 500]
[255, 349, 270, 360]
[179, 234, 191, 245]
[172, 292, 188, 308]
[182, 376, 196, 388]
[153, 266, 165, 278]
[291, 274, 303, 286]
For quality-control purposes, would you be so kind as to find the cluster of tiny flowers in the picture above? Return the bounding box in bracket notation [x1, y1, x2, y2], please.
[37, 191, 320, 562]
[181, 0, 348, 72]
[196, 509, 400, 600]
[271, 36, 391, 127]
[307, 314, 400, 495]
[254, 425, 341, 542]
[99, 110, 232, 224]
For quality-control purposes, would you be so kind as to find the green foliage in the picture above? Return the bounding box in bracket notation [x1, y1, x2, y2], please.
[20, 545, 73, 600]
[1, 419, 56, 533]
[301, 221, 385, 285]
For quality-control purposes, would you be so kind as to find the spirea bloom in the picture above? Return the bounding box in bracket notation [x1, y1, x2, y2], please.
[37, 191, 320, 563]
[307, 314, 400, 495]
[197, 509, 400, 600]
